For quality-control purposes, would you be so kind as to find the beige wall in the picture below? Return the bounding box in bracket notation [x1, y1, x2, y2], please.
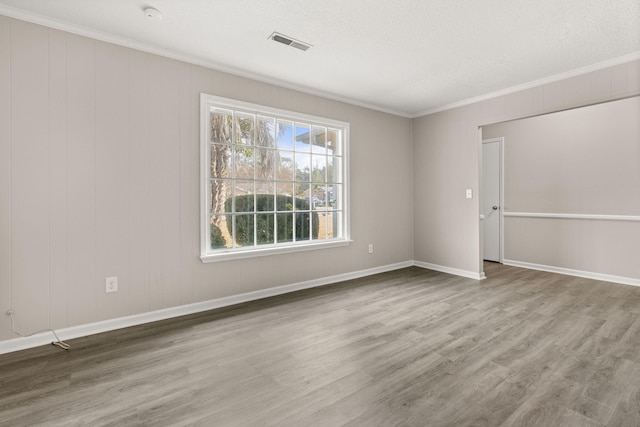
[413, 58, 640, 276]
[0, 17, 414, 341]
[2, 14, 639, 347]
[484, 97, 640, 279]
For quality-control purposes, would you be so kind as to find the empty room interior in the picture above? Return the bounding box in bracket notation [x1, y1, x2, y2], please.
[1, 1, 640, 425]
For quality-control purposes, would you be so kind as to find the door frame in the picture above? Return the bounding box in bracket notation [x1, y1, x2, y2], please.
[480, 136, 505, 269]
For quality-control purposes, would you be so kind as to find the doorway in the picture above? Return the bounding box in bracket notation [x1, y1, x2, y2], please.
[482, 137, 503, 263]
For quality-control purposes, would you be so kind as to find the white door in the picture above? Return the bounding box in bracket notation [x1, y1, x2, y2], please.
[482, 139, 502, 262]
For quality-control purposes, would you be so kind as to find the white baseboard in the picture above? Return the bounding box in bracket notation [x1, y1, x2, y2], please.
[503, 259, 640, 287]
[0, 260, 413, 355]
[413, 261, 486, 280]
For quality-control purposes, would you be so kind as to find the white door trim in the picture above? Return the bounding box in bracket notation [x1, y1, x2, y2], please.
[481, 137, 505, 265]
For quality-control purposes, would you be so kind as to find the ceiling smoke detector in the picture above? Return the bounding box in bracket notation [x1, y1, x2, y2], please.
[144, 7, 162, 20]
[269, 32, 312, 51]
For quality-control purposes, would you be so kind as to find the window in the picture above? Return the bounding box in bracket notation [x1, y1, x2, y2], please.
[200, 94, 350, 262]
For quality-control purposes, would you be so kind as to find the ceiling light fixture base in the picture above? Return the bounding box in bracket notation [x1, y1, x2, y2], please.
[144, 7, 162, 21]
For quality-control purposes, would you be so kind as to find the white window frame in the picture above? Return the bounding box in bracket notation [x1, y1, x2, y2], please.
[200, 93, 351, 263]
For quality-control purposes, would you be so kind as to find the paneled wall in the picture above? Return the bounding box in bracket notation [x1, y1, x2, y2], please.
[413, 58, 640, 277]
[484, 97, 640, 280]
[0, 17, 414, 342]
[2, 13, 638, 347]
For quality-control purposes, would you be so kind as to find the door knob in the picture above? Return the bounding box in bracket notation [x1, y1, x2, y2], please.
[492, 206, 498, 210]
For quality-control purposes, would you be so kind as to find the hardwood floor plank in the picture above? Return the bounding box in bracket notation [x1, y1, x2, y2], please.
[583, 356, 640, 408]
[2, 264, 640, 425]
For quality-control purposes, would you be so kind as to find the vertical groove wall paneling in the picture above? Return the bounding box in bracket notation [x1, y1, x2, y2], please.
[48, 28, 69, 330]
[66, 34, 97, 327]
[159, 58, 183, 308]
[95, 41, 131, 321]
[127, 49, 151, 316]
[178, 63, 195, 306]
[0, 16, 12, 340]
[146, 54, 165, 311]
[10, 20, 51, 334]
[4, 15, 637, 351]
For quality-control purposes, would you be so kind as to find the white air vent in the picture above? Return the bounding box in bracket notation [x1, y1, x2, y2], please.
[269, 32, 312, 51]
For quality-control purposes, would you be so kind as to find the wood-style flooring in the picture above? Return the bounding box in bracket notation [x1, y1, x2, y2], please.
[2, 263, 640, 426]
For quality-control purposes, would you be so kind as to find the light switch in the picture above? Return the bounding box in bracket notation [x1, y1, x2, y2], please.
[466, 189, 473, 199]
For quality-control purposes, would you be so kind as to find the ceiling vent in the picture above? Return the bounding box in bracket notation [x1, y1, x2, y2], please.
[269, 32, 312, 51]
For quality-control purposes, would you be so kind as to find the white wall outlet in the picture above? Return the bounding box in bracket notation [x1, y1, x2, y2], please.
[106, 276, 118, 293]
[466, 189, 473, 199]
[368, 243, 373, 254]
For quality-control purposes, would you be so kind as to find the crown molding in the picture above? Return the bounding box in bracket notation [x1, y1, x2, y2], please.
[1, 5, 637, 120]
[0, 6, 414, 118]
[412, 51, 640, 118]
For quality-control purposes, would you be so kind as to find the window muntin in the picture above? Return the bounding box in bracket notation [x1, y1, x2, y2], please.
[201, 94, 349, 262]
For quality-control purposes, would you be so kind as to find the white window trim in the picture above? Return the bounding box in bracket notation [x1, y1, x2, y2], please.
[200, 93, 351, 263]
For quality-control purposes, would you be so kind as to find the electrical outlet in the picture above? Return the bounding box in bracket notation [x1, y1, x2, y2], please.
[106, 277, 118, 293]
[368, 243, 374, 254]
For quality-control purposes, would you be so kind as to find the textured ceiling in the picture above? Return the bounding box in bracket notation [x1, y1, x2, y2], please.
[0, 0, 639, 117]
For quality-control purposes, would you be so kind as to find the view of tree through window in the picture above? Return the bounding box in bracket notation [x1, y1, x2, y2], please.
[201, 95, 348, 260]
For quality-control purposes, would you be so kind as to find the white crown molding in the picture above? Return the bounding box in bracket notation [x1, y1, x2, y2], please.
[503, 259, 640, 288]
[0, 6, 414, 118]
[2, 6, 638, 119]
[412, 51, 640, 118]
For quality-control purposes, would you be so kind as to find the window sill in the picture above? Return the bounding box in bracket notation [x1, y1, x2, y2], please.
[200, 239, 353, 263]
